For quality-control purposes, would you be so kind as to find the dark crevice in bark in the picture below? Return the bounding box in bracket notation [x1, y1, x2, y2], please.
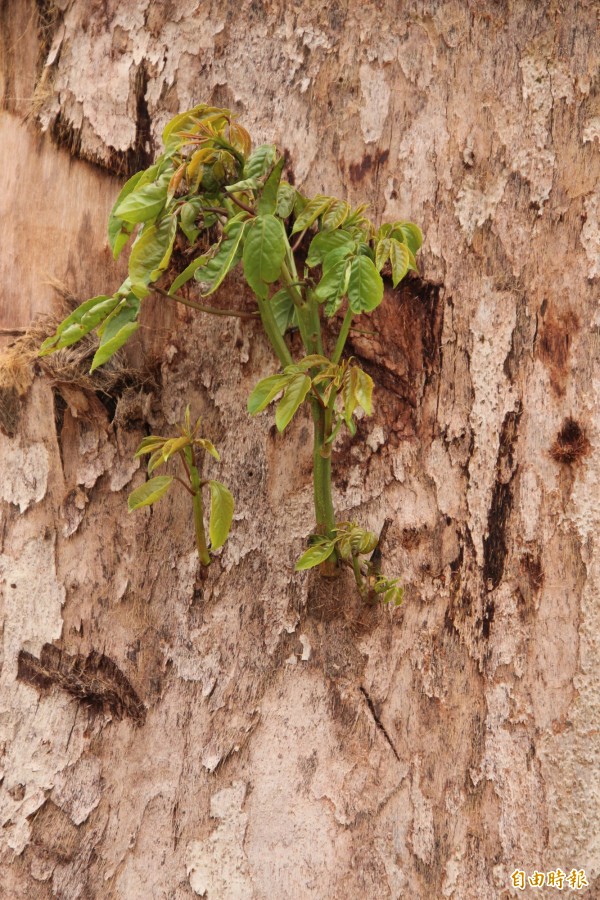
[360, 686, 401, 762]
[482, 402, 522, 592]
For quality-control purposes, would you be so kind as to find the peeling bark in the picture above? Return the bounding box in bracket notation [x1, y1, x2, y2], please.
[1, 1, 600, 897]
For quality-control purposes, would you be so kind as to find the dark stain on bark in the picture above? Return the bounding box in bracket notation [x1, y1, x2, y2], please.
[482, 403, 522, 591]
[347, 148, 390, 182]
[18, 643, 146, 724]
[537, 308, 579, 396]
[550, 417, 590, 465]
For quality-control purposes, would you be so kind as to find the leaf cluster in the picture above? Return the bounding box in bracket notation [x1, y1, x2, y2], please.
[295, 522, 403, 606]
[128, 406, 233, 557]
[38, 103, 423, 602]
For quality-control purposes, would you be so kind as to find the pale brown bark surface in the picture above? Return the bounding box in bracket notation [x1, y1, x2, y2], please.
[1, 1, 600, 898]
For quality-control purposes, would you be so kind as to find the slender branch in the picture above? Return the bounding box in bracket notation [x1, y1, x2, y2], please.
[178, 450, 192, 481]
[153, 285, 258, 319]
[227, 193, 255, 215]
[291, 230, 306, 253]
[173, 475, 195, 497]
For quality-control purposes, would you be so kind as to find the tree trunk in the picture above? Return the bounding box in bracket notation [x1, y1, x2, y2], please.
[1, 2, 599, 897]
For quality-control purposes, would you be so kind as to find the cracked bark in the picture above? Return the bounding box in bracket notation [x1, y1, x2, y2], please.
[1, 1, 600, 898]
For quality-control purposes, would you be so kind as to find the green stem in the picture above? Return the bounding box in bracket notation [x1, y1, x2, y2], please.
[332, 306, 353, 365]
[307, 289, 324, 356]
[257, 296, 293, 367]
[186, 448, 211, 566]
[192, 488, 211, 566]
[311, 399, 336, 538]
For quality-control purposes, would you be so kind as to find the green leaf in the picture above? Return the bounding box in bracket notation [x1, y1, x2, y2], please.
[114, 176, 170, 224]
[90, 298, 140, 371]
[258, 156, 284, 215]
[314, 258, 351, 307]
[128, 475, 173, 510]
[243, 144, 277, 179]
[291, 195, 333, 234]
[292, 354, 330, 372]
[194, 221, 246, 296]
[295, 540, 335, 571]
[275, 373, 311, 432]
[276, 182, 296, 219]
[393, 222, 423, 256]
[389, 239, 411, 287]
[180, 200, 202, 243]
[321, 199, 350, 230]
[168, 255, 209, 294]
[39, 295, 117, 355]
[225, 176, 259, 193]
[129, 215, 177, 286]
[195, 438, 220, 461]
[242, 214, 287, 300]
[353, 367, 374, 415]
[347, 255, 384, 313]
[306, 229, 355, 267]
[134, 436, 167, 457]
[270, 289, 295, 335]
[108, 170, 144, 258]
[147, 447, 167, 474]
[160, 436, 190, 463]
[247, 374, 290, 414]
[375, 237, 391, 272]
[209, 480, 234, 550]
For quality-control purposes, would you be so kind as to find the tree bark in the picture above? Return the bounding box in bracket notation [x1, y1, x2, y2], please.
[1, 1, 599, 897]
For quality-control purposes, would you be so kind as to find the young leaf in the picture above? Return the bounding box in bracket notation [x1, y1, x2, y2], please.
[243, 214, 287, 299]
[208, 480, 234, 549]
[114, 176, 170, 224]
[321, 199, 350, 230]
[347, 255, 384, 313]
[128, 475, 173, 511]
[275, 373, 311, 432]
[168, 255, 210, 294]
[129, 215, 177, 286]
[295, 540, 335, 571]
[375, 237, 391, 272]
[247, 374, 290, 414]
[134, 436, 167, 457]
[195, 438, 220, 461]
[353, 367, 374, 415]
[393, 222, 423, 256]
[291, 195, 333, 234]
[389, 238, 410, 287]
